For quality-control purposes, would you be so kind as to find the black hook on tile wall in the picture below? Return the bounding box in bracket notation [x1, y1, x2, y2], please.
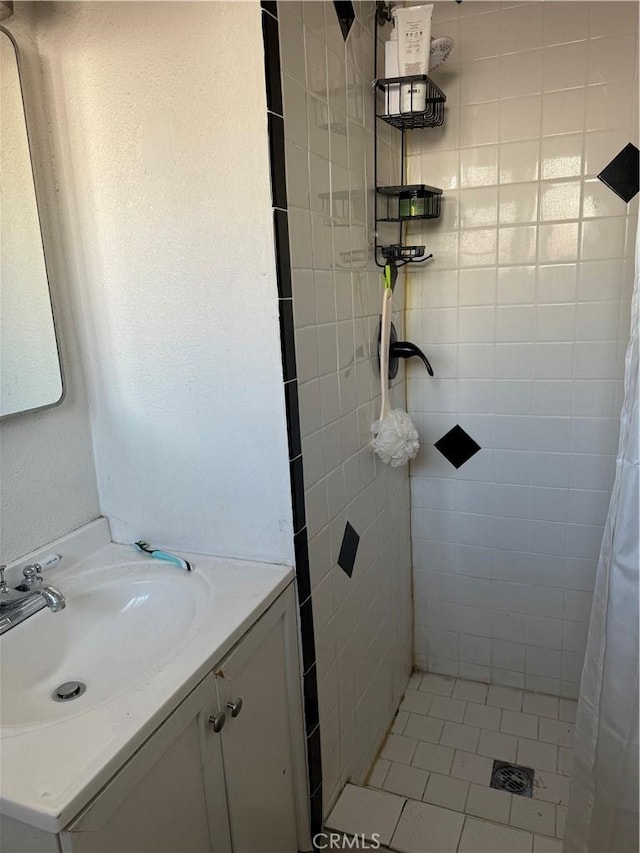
[378, 321, 435, 380]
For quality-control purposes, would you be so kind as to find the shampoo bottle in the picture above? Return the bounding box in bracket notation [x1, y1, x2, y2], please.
[384, 17, 400, 115]
[395, 4, 434, 113]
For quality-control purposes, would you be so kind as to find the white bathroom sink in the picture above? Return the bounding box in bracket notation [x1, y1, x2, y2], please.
[0, 562, 208, 728]
[0, 524, 293, 833]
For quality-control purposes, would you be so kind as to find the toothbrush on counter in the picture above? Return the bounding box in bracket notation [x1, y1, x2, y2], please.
[134, 541, 193, 571]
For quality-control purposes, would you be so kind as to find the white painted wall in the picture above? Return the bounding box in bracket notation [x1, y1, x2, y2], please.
[29, 1, 293, 564]
[0, 9, 100, 563]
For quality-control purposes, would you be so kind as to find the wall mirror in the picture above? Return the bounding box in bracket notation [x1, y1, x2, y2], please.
[1, 28, 63, 419]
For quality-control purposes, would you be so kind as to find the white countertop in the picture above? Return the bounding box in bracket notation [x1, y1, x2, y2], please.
[0, 520, 293, 833]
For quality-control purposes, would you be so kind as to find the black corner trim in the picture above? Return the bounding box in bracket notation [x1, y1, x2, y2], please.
[262, 11, 283, 116]
[307, 725, 323, 796]
[299, 596, 317, 673]
[284, 379, 302, 459]
[294, 527, 311, 604]
[279, 298, 297, 382]
[310, 783, 323, 838]
[290, 454, 306, 533]
[303, 663, 320, 734]
[267, 113, 288, 210]
[274, 209, 292, 298]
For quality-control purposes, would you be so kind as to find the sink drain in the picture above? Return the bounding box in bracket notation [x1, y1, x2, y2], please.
[52, 681, 86, 702]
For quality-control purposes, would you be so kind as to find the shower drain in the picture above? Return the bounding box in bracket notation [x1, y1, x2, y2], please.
[490, 760, 534, 797]
[52, 681, 86, 702]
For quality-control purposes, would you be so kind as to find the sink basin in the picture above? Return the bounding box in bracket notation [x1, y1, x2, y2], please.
[0, 562, 208, 729]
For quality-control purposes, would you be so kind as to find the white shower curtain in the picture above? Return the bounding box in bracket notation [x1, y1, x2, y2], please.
[564, 222, 639, 852]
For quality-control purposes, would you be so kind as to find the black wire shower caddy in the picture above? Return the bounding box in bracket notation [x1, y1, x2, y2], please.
[373, 19, 447, 269]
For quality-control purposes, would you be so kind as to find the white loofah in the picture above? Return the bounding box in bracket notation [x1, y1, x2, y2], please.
[371, 408, 420, 467]
[371, 283, 421, 468]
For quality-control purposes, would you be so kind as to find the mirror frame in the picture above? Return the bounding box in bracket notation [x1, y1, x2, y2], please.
[0, 25, 65, 421]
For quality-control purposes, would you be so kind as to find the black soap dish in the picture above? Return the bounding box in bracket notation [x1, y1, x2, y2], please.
[381, 244, 433, 264]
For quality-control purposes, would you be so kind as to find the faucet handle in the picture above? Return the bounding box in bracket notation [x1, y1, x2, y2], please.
[0, 566, 6, 592]
[22, 565, 43, 588]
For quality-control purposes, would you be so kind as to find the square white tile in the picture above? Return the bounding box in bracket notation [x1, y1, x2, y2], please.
[557, 747, 573, 777]
[451, 750, 494, 785]
[453, 679, 489, 704]
[558, 699, 578, 723]
[487, 685, 523, 711]
[401, 689, 435, 716]
[518, 737, 557, 773]
[392, 711, 410, 734]
[325, 784, 406, 846]
[391, 800, 465, 853]
[383, 762, 429, 800]
[533, 835, 562, 852]
[523, 692, 559, 719]
[440, 721, 481, 753]
[368, 758, 390, 789]
[408, 672, 423, 690]
[556, 805, 567, 838]
[511, 796, 557, 837]
[533, 770, 570, 806]
[382, 734, 419, 765]
[538, 718, 575, 748]
[429, 695, 467, 723]
[423, 773, 470, 812]
[477, 728, 518, 763]
[501, 710, 539, 740]
[465, 701, 502, 732]
[405, 713, 445, 744]
[421, 673, 456, 696]
[459, 817, 534, 852]
[466, 782, 512, 824]
[412, 741, 455, 775]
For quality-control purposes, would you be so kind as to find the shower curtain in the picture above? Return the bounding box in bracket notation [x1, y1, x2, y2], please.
[564, 222, 639, 852]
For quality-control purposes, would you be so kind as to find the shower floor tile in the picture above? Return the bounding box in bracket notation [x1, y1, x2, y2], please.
[329, 673, 574, 852]
[325, 784, 406, 846]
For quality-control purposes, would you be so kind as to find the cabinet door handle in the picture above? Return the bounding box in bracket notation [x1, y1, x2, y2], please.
[209, 712, 226, 732]
[226, 698, 243, 718]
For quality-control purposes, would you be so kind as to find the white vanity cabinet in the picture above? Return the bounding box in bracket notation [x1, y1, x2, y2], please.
[212, 585, 302, 853]
[61, 672, 232, 853]
[1, 584, 308, 853]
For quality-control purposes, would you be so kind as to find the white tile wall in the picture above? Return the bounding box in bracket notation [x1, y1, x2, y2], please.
[406, 1, 638, 698]
[279, 0, 413, 816]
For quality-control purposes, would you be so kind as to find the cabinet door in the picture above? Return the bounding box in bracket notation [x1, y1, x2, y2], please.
[63, 673, 231, 853]
[215, 586, 304, 853]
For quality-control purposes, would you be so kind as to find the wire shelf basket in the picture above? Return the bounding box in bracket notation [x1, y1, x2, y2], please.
[376, 74, 446, 129]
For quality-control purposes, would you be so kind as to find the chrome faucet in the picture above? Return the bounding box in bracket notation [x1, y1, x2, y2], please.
[0, 564, 66, 635]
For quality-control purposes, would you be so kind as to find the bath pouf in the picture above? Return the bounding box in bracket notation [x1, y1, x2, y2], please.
[371, 408, 420, 467]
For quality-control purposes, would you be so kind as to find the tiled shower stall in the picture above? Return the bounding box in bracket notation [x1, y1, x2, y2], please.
[274, 0, 638, 825]
[406, 0, 637, 697]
